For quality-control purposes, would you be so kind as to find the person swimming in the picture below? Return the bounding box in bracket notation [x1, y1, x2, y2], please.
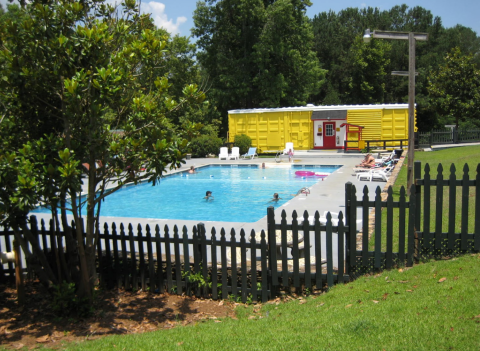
[269, 193, 281, 203]
[188, 166, 197, 174]
[291, 187, 310, 196]
[204, 190, 214, 201]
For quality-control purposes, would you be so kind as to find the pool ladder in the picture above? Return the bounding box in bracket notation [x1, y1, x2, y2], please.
[275, 150, 286, 163]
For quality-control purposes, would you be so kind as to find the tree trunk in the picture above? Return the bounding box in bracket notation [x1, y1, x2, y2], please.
[70, 194, 92, 300]
[12, 226, 57, 288]
[60, 199, 80, 284]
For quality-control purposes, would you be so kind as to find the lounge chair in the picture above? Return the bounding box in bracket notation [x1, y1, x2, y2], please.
[353, 165, 379, 173]
[242, 147, 258, 159]
[357, 169, 390, 182]
[229, 146, 240, 160]
[218, 147, 229, 160]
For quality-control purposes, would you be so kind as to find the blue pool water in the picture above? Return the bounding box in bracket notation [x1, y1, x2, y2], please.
[33, 165, 342, 222]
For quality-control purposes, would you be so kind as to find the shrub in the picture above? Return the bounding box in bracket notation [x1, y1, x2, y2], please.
[189, 134, 223, 158]
[234, 134, 252, 155]
[51, 281, 94, 317]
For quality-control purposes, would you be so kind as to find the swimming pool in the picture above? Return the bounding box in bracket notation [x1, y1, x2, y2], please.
[32, 165, 342, 222]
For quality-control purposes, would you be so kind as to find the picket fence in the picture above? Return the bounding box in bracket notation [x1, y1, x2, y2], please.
[1, 161, 479, 303]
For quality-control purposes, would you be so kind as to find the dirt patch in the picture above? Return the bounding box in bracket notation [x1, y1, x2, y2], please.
[0, 282, 236, 350]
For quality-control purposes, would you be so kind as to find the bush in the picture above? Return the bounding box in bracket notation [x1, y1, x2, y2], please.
[234, 134, 252, 155]
[51, 281, 94, 317]
[189, 134, 223, 158]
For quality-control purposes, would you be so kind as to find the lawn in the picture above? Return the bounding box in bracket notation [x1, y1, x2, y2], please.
[369, 145, 480, 252]
[39, 253, 480, 351]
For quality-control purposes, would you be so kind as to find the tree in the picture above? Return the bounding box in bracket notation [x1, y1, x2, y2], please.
[156, 32, 218, 130]
[0, 0, 204, 298]
[193, 0, 266, 123]
[253, 0, 324, 107]
[345, 36, 390, 104]
[193, 0, 324, 133]
[428, 47, 480, 128]
[310, 4, 480, 131]
[311, 6, 391, 104]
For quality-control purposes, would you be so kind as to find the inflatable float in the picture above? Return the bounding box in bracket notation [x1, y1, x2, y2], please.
[295, 171, 329, 178]
[295, 170, 315, 177]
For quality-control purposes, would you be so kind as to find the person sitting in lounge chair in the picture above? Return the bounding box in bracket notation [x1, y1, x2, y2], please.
[356, 153, 376, 168]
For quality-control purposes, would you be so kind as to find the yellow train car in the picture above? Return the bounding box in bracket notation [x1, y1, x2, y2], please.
[228, 104, 415, 152]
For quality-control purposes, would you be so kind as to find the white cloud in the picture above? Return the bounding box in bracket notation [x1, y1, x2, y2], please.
[0, 0, 187, 35]
[140, 1, 187, 35]
[361, 3, 367, 8]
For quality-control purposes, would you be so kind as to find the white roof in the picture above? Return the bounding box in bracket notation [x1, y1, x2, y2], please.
[228, 103, 410, 114]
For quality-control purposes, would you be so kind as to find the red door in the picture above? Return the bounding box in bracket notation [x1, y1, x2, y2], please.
[323, 122, 336, 148]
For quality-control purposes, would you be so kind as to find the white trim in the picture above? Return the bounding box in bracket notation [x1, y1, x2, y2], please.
[228, 103, 410, 114]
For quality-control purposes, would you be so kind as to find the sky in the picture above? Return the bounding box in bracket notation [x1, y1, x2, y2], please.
[1, 0, 478, 37]
[138, 0, 479, 37]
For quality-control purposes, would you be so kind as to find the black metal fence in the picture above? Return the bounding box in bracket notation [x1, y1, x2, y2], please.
[343, 139, 408, 153]
[365, 139, 408, 152]
[1, 161, 479, 302]
[418, 128, 480, 148]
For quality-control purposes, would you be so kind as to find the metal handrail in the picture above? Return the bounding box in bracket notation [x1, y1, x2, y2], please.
[275, 150, 286, 163]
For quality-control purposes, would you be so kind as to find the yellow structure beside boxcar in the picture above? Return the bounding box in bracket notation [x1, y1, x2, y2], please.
[228, 104, 416, 152]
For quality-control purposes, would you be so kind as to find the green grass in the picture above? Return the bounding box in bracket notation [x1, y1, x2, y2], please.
[394, 145, 480, 190]
[369, 145, 480, 251]
[36, 254, 480, 350]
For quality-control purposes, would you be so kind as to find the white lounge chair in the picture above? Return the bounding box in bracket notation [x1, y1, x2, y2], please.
[229, 147, 240, 160]
[357, 169, 390, 182]
[218, 147, 229, 160]
[242, 147, 258, 159]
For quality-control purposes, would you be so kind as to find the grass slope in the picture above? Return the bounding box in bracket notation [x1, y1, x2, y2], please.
[395, 145, 480, 190]
[54, 254, 480, 350]
[371, 145, 480, 251]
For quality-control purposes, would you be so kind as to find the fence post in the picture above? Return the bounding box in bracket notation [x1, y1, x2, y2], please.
[475, 165, 480, 251]
[197, 223, 209, 298]
[266, 206, 278, 295]
[13, 240, 25, 306]
[345, 182, 352, 274]
[414, 161, 422, 263]
[407, 184, 416, 267]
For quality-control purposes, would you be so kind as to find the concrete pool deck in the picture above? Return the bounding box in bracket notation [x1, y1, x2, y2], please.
[32, 150, 396, 237]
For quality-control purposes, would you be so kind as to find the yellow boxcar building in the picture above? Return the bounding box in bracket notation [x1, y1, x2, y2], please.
[228, 104, 415, 152]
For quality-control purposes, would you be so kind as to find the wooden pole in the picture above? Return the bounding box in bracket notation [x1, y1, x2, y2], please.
[407, 32, 416, 196]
